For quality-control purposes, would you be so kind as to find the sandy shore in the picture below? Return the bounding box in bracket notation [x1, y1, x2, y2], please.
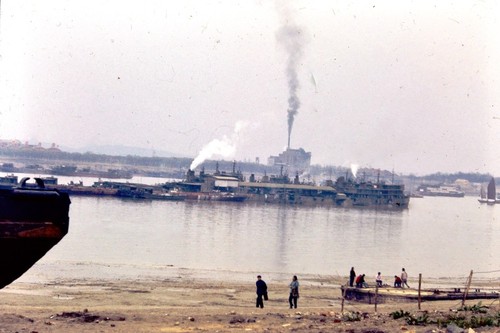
[1, 273, 499, 332]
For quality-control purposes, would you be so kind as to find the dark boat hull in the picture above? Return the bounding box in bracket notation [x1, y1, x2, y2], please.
[0, 179, 70, 289]
[184, 192, 248, 202]
[0, 235, 66, 289]
[341, 286, 499, 304]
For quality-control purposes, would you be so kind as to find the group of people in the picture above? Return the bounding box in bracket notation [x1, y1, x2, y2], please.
[349, 267, 411, 289]
[394, 268, 410, 288]
[255, 275, 299, 309]
[256, 267, 411, 309]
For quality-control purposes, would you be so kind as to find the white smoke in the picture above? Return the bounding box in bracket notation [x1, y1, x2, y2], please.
[189, 121, 248, 170]
[350, 163, 359, 178]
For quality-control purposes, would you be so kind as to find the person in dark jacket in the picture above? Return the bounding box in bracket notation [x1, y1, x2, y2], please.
[255, 275, 267, 308]
[349, 267, 356, 287]
[394, 275, 402, 288]
[355, 274, 366, 288]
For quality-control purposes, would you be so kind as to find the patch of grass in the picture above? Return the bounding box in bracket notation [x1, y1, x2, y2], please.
[458, 302, 488, 314]
[389, 309, 428, 326]
[389, 309, 410, 320]
[389, 304, 499, 329]
[405, 313, 429, 326]
[438, 311, 500, 329]
[342, 312, 361, 322]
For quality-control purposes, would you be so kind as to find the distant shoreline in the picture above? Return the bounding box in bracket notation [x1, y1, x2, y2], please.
[17, 263, 500, 290]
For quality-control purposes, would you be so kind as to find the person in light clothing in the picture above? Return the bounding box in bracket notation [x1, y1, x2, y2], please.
[375, 272, 383, 287]
[401, 268, 410, 288]
[288, 275, 299, 309]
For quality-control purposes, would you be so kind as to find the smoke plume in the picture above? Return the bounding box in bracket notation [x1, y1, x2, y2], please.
[351, 163, 359, 178]
[276, 19, 307, 149]
[190, 121, 248, 170]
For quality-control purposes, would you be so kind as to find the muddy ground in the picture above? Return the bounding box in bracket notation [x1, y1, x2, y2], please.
[0, 274, 499, 332]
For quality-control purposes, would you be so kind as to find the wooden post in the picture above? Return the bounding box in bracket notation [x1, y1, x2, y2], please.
[417, 273, 422, 310]
[341, 284, 347, 313]
[462, 270, 473, 307]
[374, 284, 379, 313]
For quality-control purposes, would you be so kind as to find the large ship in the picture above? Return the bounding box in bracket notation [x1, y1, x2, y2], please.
[334, 176, 410, 208]
[0, 178, 71, 289]
[168, 166, 408, 208]
[416, 184, 465, 198]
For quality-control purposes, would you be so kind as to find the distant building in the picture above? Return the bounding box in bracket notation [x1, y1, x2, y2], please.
[0, 139, 61, 152]
[268, 147, 311, 172]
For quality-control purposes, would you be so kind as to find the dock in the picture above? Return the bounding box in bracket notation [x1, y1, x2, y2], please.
[341, 286, 499, 304]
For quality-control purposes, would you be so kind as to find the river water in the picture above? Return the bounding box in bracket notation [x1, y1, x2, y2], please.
[16, 191, 500, 285]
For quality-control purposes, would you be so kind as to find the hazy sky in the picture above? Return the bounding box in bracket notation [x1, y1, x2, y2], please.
[1, 1, 499, 175]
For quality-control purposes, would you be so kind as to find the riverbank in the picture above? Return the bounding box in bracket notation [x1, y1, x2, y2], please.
[1, 274, 498, 332]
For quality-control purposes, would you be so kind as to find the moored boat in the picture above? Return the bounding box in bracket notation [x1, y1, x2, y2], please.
[417, 184, 465, 198]
[0, 174, 18, 187]
[166, 167, 407, 208]
[478, 177, 497, 204]
[0, 177, 70, 289]
[341, 285, 499, 304]
[335, 176, 410, 208]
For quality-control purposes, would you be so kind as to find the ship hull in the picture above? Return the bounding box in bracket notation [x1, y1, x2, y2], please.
[0, 180, 70, 289]
[420, 192, 465, 198]
[184, 192, 247, 202]
[0, 232, 65, 289]
[343, 196, 410, 209]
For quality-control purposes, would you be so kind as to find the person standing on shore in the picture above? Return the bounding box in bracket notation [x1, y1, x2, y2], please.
[255, 275, 267, 308]
[349, 267, 356, 287]
[288, 275, 299, 309]
[376, 272, 383, 287]
[401, 268, 410, 288]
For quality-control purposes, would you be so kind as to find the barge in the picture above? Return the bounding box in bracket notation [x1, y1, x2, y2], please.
[341, 286, 499, 304]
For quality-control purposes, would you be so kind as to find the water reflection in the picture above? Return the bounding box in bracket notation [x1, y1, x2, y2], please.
[20, 196, 500, 283]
